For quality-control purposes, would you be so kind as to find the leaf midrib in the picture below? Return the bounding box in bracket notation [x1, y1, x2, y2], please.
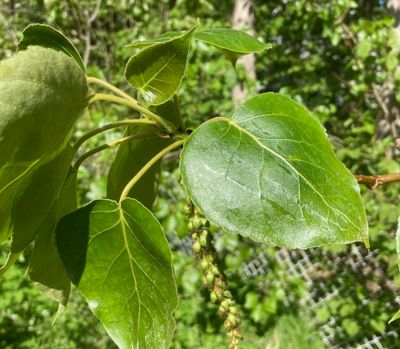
[214, 117, 358, 231]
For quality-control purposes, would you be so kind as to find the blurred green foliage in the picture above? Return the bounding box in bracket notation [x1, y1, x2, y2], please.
[1, 0, 400, 348]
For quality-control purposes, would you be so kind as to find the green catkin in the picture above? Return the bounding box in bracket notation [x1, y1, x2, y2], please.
[186, 202, 242, 349]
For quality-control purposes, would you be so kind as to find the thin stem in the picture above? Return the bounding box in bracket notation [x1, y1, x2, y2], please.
[173, 94, 186, 132]
[355, 173, 400, 189]
[119, 139, 185, 201]
[72, 119, 157, 152]
[89, 93, 176, 133]
[87, 76, 138, 103]
[73, 133, 155, 170]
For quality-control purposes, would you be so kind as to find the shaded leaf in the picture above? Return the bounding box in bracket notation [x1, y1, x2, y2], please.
[180, 93, 368, 248]
[19, 23, 85, 71]
[107, 127, 171, 208]
[29, 169, 77, 305]
[11, 147, 74, 252]
[56, 198, 178, 349]
[125, 24, 198, 105]
[0, 46, 87, 245]
[107, 100, 178, 207]
[194, 28, 268, 66]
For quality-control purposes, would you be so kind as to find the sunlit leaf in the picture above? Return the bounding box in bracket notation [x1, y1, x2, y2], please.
[125, 24, 198, 105]
[126, 31, 183, 49]
[194, 28, 268, 66]
[19, 23, 85, 71]
[181, 93, 368, 248]
[56, 198, 178, 349]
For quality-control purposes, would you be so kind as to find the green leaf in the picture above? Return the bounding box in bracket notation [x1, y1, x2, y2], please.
[389, 309, 400, 323]
[355, 40, 372, 59]
[29, 170, 77, 305]
[0, 46, 87, 166]
[194, 28, 268, 66]
[127, 31, 183, 49]
[107, 127, 172, 208]
[10, 147, 74, 253]
[125, 24, 198, 105]
[56, 198, 178, 349]
[180, 93, 368, 249]
[0, 45, 87, 245]
[19, 23, 85, 71]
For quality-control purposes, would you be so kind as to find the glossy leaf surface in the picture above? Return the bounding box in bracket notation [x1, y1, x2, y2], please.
[181, 93, 368, 248]
[56, 198, 178, 349]
[194, 28, 267, 65]
[29, 170, 77, 305]
[125, 24, 197, 105]
[19, 23, 85, 71]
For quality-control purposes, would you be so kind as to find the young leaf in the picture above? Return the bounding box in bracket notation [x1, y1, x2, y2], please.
[180, 93, 368, 249]
[126, 31, 183, 49]
[19, 23, 85, 71]
[29, 170, 77, 306]
[125, 24, 198, 105]
[56, 198, 178, 349]
[107, 127, 172, 208]
[194, 28, 268, 66]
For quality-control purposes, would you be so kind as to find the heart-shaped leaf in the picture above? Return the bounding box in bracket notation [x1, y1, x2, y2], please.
[19, 23, 85, 71]
[180, 93, 368, 248]
[194, 28, 268, 66]
[125, 24, 198, 105]
[29, 170, 77, 305]
[56, 198, 178, 349]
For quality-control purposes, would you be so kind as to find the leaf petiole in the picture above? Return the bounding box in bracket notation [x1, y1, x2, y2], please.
[119, 139, 185, 202]
[73, 133, 156, 170]
[89, 93, 176, 133]
[87, 76, 138, 103]
[72, 119, 157, 152]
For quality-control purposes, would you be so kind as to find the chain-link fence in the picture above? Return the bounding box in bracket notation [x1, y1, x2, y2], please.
[169, 232, 400, 349]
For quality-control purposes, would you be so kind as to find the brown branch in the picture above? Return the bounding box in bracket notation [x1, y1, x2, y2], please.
[355, 173, 400, 188]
